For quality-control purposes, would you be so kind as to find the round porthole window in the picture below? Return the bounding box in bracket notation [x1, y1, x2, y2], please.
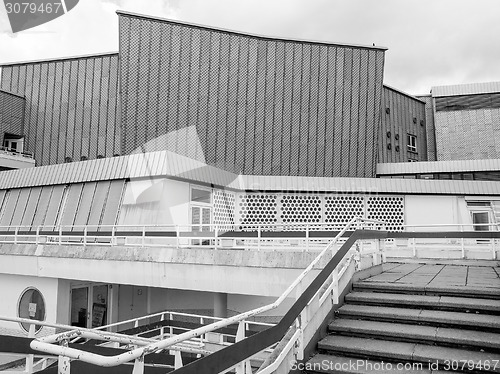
[18, 287, 46, 333]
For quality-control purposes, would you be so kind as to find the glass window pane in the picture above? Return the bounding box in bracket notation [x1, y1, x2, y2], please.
[191, 188, 211, 203]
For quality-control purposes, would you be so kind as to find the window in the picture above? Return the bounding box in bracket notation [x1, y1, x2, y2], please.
[18, 287, 46, 333]
[191, 187, 211, 204]
[407, 134, 417, 152]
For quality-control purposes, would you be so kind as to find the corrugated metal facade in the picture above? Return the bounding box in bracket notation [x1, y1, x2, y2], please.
[380, 86, 427, 163]
[118, 12, 386, 178]
[415, 95, 437, 161]
[0, 53, 121, 166]
[0, 90, 25, 142]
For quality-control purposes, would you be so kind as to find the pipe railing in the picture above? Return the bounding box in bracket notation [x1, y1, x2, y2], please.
[0, 220, 387, 251]
[28, 218, 383, 373]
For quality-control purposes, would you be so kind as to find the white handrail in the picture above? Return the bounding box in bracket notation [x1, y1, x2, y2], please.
[30, 217, 382, 367]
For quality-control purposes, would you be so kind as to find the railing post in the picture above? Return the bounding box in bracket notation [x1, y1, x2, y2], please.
[36, 226, 40, 245]
[331, 266, 339, 305]
[411, 237, 417, 258]
[174, 350, 183, 369]
[83, 226, 87, 246]
[26, 323, 35, 374]
[160, 313, 165, 339]
[305, 224, 309, 252]
[14, 226, 18, 244]
[176, 225, 180, 248]
[257, 225, 261, 251]
[142, 226, 145, 248]
[58, 339, 70, 374]
[59, 226, 62, 245]
[132, 356, 144, 374]
[111, 225, 116, 246]
[235, 321, 250, 374]
[214, 224, 218, 250]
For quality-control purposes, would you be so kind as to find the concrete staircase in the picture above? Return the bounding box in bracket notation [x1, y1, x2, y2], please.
[305, 281, 500, 373]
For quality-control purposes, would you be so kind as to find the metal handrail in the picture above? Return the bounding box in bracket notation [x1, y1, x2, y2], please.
[29, 217, 383, 368]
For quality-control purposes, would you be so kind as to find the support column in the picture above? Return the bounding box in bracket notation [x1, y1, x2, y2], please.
[213, 292, 228, 318]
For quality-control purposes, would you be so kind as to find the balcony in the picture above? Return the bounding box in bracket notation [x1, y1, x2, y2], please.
[0, 146, 35, 170]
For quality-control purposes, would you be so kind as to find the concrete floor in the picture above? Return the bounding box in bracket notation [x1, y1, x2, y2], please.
[363, 262, 500, 292]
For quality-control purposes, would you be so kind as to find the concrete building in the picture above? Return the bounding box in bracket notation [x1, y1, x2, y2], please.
[0, 10, 499, 374]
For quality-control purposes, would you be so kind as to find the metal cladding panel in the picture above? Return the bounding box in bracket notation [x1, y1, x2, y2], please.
[118, 13, 385, 178]
[60, 183, 83, 227]
[74, 182, 97, 226]
[432, 82, 500, 97]
[435, 107, 500, 160]
[380, 86, 427, 163]
[416, 95, 437, 161]
[0, 189, 20, 227]
[87, 180, 110, 226]
[43, 185, 65, 228]
[31, 186, 51, 227]
[0, 53, 120, 166]
[20, 186, 42, 227]
[100, 179, 125, 226]
[12, 188, 31, 227]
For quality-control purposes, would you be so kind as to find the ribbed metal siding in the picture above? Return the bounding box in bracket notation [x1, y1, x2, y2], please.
[0, 54, 121, 166]
[118, 14, 386, 178]
[380, 86, 427, 163]
[0, 90, 25, 141]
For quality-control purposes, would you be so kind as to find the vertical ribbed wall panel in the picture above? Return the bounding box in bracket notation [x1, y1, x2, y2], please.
[0, 53, 120, 166]
[88, 181, 111, 226]
[118, 13, 386, 177]
[10, 188, 30, 227]
[101, 179, 125, 226]
[31, 186, 52, 227]
[380, 86, 427, 163]
[74, 182, 97, 226]
[43, 185, 65, 228]
[60, 183, 83, 227]
[0, 189, 20, 228]
[20, 187, 41, 228]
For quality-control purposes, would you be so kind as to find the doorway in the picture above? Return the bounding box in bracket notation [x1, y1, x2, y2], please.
[70, 284, 109, 328]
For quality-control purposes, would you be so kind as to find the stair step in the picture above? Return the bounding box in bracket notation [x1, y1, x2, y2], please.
[353, 282, 500, 300]
[329, 319, 500, 351]
[337, 304, 500, 331]
[317, 336, 500, 373]
[345, 291, 500, 313]
[306, 353, 461, 374]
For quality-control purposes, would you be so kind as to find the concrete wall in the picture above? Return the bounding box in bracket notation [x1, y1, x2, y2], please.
[118, 178, 190, 227]
[405, 195, 470, 229]
[0, 273, 62, 335]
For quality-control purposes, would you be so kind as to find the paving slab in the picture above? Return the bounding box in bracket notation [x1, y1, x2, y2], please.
[306, 353, 438, 374]
[412, 344, 500, 373]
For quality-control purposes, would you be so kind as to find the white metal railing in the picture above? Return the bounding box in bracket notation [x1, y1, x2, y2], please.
[0, 309, 274, 373]
[26, 217, 384, 373]
[0, 220, 386, 252]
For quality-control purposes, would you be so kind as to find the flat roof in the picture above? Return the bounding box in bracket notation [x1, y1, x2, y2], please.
[117, 10, 388, 52]
[0, 52, 118, 67]
[431, 81, 500, 98]
[377, 159, 500, 174]
[1, 151, 500, 196]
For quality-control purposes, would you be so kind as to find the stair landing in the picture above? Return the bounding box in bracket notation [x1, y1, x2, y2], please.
[362, 262, 500, 293]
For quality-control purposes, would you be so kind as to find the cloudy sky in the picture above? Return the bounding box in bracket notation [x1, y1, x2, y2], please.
[0, 0, 499, 95]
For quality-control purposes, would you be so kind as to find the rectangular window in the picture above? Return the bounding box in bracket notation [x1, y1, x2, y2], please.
[472, 211, 490, 231]
[407, 134, 417, 152]
[191, 187, 211, 204]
